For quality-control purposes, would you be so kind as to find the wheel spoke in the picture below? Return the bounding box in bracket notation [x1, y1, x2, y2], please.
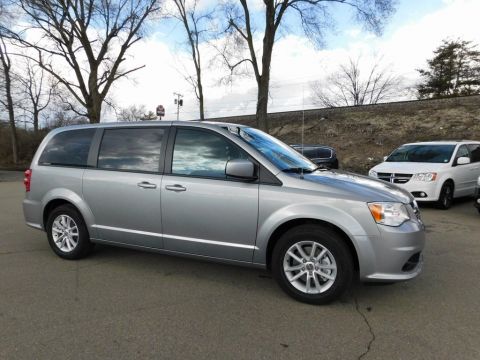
[53, 220, 63, 231]
[290, 270, 305, 282]
[295, 244, 309, 260]
[313, 272, 322, 292]
[310, 243, 317, 259]
[287, 251, 303, 264]
[285, 264, 304, 272]
[66, 237, 73, 248]
[314, 249, 326, 262]
[316, 270, 335, 281]
[318, 263, 336, 270]
[306, 273, 312, 293]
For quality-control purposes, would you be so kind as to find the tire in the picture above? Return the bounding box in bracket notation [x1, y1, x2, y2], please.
[436, 182, 454, 210]
[272, 224, 354, 305]
[46, 204, 94, 260]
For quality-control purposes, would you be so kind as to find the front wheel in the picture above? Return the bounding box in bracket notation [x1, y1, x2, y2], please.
[272, 225, 354, 305]
[436, 182, 454, 210]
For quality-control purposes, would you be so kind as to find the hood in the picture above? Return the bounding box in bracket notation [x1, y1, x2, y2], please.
[371, 161, 450, 173]
[298, 170, 413, 204]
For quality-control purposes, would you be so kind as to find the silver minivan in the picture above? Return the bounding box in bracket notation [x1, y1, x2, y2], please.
[23, 121, 425, 304]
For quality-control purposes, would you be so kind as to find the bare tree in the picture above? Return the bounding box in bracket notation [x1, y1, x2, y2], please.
[17, 59, 55, 133]
[0, 3, 19, 164]
[44, 106, 89, 129]
[11, 0, 161, 123]
[221, 0, 396, 132]
[171, 0, 213, 120]
[311, 56, 403, 107]
[117, 104, 157, 121]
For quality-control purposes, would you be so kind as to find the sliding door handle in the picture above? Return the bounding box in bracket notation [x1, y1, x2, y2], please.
[165, 184, 186, 192]
[137, 181, 157, 189]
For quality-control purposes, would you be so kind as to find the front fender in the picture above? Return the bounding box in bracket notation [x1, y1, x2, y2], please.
[253, 201, 380, 270]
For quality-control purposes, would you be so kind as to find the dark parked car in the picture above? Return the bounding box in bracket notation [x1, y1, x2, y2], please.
[291, 144, 339, 169]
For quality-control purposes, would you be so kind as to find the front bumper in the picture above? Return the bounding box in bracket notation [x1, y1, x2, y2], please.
[381, 180, 440, 202]
[358, 219, 426, 282]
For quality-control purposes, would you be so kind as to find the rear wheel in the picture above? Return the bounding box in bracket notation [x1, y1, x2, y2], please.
[437, 182, 454, 210]
[46, 204, 94, 259]
[272, 224, 353, 305]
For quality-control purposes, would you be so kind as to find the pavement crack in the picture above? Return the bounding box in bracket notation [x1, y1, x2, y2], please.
[353, 294, 376, 360]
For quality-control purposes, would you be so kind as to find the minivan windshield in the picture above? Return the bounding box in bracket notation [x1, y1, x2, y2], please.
[386, 144, 456, 163]
[231, 127, 317, 172]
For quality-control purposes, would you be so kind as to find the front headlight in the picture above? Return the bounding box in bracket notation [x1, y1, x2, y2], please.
[412, 172, 437, 182]
[368, 170, 378, 178]
[368, 202, 411, 227]
[477, 176, 480, 186]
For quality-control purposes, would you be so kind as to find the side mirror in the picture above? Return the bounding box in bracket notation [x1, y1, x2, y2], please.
[383, 156, 388, 162]
[225, 159, 257, 180]
[457, 156, 471, 165]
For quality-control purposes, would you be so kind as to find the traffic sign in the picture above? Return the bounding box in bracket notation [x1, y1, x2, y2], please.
[156, 105, 165, 117]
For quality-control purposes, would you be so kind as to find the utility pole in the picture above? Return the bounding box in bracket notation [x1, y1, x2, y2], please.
[173, 92, 183, 121]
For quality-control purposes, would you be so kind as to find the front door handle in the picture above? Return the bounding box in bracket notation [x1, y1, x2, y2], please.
[165, 184, 186, 192]
[137, 181, 157, 189]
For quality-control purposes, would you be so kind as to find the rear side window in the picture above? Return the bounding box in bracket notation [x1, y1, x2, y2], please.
[302, 148, 317, 158]
[468, 144, 480, 163]
[97, 128, 165, 172]
[39, 129, 95, 167]
[316, 148, 332, 158]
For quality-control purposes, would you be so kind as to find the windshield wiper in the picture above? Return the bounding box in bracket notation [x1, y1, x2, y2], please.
[312, 165, 330, 171]
[282, 165, 330, 174]
[281, 167, 316, 173]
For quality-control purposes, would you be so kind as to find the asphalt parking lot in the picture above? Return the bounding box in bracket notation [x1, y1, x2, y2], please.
[1, 175, 479, 360]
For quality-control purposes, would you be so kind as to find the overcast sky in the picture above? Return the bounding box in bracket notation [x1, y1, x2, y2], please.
[110, 0, 480, 121]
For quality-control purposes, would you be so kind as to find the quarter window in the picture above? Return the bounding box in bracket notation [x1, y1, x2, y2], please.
[39, 129, 95, 167]
[98, 128, 165, 172]
[455, 145, 470, 163]
[468, 144, 480, 163]
[172, 129, 247, 179]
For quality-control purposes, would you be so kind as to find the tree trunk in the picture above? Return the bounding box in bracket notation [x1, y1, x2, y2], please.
[7, 95, 19, 165]
[33, 110, 39, 134]
[87, 98, 102, 123]
[256, 77, 270, 133]
[198, 85, 205, 121]
[198, 76, 205, 121]
[255, 1, 275, 133]
[4, 65, 19, 164]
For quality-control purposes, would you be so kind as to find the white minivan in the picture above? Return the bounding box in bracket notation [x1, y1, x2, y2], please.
[369, 141, 480, 209]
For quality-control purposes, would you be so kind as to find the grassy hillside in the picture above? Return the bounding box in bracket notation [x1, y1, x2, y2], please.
[212, 95, 480, 174]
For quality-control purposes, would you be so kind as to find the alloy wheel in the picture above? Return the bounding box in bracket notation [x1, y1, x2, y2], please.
[51, 214, 79, 253]
[283, 241, 337, 294]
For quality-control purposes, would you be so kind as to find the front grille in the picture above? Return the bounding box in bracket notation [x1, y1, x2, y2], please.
[378, 172, 413, 184]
